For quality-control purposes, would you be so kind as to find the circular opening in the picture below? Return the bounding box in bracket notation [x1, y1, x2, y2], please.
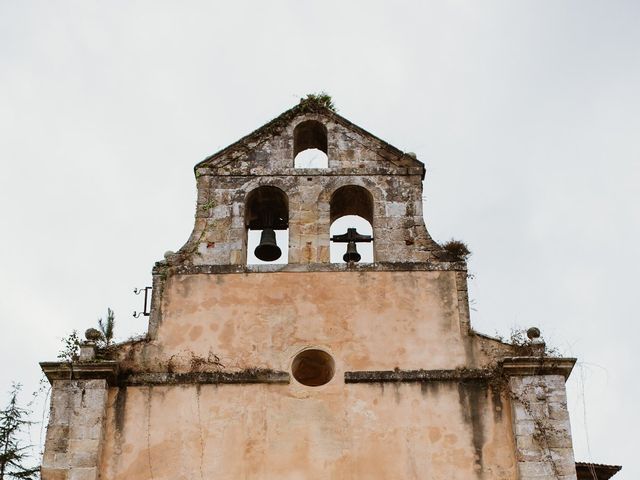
[291, 349, 335, 387]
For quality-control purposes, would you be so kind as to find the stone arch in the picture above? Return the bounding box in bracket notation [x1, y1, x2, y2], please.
[329, 185, 374, 225]
[326, 184, 376, 263]
[318, 178, 386, 222]
[245, 185, 289, 230]
[244, 185, 289, 264]
[293, 120, 329, 168]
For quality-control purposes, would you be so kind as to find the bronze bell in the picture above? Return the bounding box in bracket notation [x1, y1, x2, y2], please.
[254, 228, 282, 262]
[343, 241, 361, 263]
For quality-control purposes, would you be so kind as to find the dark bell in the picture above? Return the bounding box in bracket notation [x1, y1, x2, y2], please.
[254, 228, 282, 262]
[343, 241, 361, 263]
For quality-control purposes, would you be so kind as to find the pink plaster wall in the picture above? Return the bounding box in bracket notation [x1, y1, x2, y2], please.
[102, 270, 517, 478]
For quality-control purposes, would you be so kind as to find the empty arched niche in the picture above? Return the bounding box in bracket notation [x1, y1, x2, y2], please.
[245, 186, 289, 264]
[329, 185, 374, 263]
[294, 120, 328, 168]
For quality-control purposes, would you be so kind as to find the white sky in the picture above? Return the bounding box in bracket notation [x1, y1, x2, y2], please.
[1, 1, 638, 476]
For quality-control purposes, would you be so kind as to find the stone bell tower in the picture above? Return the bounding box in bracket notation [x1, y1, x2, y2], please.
[40, 96, 581, 479]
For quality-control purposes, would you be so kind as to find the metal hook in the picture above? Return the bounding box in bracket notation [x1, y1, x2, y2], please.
[133, 286, 152, 318]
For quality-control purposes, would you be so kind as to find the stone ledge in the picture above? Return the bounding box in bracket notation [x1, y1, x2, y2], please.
[122, 370, 290, 386]
[198, 169, 425, 177]
[344, 369, 491, 383]
[501, 357, 576, 379]
[40, 361, 119, 385]
[154, 260, 468, 276]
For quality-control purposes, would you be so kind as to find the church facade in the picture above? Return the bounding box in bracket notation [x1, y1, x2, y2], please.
[40, 97, 592, 479]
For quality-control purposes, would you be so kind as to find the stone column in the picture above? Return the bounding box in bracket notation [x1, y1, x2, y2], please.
[40, 362, 118, 480]
[503, 357, 577, 480]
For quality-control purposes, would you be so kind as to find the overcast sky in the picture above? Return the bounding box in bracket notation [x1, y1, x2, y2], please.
[1, 1, 638, 477]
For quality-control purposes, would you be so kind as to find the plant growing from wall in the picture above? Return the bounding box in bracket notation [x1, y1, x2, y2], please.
[298, 92, 336, 112]
[57, 330, 80, 362]
[491, 327, 561, 357]
[97, 308, 115, 348]
[0, 384, 39, 480]
[200, 199, 216, 212]
[442, 239, 471, 261]
[57, 308, 117, 360]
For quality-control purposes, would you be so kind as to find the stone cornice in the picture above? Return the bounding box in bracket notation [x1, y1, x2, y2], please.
[500, 357, 576, 379]
[345, 369, 491, 383]
[345, 359, 577, 384]
[41, 363, 290, 387]
[153, 260, 468, 276]
[122, 370, 290, 386]
[40, 361, 119, 385]
[195, 168, 425, 177]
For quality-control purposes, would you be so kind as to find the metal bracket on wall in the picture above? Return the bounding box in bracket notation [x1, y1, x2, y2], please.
[133, 286, 152, 318]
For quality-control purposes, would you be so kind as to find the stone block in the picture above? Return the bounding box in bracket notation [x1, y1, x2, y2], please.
[45, 425, 70, 453]
[385, 202, 407, 217]
[69, 442, 99, 468]
[212, 204, 231, 220]
[41, 468, 69, 480]
[69, 467, 99, 480]
[518, 460, 555, 477]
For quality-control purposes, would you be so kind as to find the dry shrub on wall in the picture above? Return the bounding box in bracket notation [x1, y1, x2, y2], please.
[442, 239, 471, 261]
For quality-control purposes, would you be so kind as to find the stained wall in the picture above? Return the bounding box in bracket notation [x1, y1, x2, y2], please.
[100, 381, 517, 480]
[126, 270, 481, 373]
[98, 269, 519, 479]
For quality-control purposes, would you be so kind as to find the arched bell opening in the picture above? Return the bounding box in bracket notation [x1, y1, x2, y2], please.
[293, 120, 328, 168]
[245, 186, 289, 264]
[329, 186, 374, 264]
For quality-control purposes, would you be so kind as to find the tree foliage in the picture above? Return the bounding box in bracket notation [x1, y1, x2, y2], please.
[97, 308, 115, 347]
[0, 384, 39, 480]
[56, 330, 80, 362]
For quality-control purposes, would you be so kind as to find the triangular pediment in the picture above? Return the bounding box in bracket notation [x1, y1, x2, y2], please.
[195, 100, 424, 177]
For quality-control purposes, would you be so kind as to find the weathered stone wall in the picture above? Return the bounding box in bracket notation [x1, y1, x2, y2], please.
[509, 374, 578, 479]
[169, 112, 441, 266]
[41, 379, 109, 480]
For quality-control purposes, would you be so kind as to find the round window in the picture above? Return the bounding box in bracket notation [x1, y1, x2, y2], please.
[291, 349, 335, 387]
